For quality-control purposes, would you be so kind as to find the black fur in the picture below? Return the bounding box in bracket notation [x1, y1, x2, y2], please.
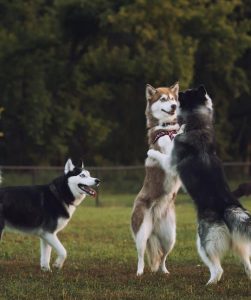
[174, 86, 242, 220]
[169, 86, 251, 284]
[0, 169, 81, 235]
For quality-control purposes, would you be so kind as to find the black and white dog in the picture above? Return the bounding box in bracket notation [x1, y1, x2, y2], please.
[0, 159, 100, 271]
[148, 86, 251, 285]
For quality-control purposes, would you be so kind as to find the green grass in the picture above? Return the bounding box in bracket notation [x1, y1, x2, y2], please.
[1, 196, 251, 299]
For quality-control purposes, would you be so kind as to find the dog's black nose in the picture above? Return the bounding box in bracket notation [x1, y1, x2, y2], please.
[171, 104, 176, 111]
[95, 179, 101, 185]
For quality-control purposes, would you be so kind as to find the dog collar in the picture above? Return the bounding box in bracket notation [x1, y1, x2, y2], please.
[161, 121, 177, 127]
[49, 183, 78, 207]
[153, 130, 177, 144]
[147, 121, 178, 131]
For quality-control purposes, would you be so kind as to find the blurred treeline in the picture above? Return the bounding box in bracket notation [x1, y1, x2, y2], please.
[0, 0, 250, 166]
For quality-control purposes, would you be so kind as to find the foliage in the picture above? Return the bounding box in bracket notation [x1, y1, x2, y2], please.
[0, 0, 250, 165]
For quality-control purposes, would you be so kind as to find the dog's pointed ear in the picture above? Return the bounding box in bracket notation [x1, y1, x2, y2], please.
[198, 85, 207, 96]
[178, 92, 185, 104]
[146, 84, 157, 101]
[170, 81, 179, 99]
[178, 91, 184, 102]
[64, 158, 75, 174]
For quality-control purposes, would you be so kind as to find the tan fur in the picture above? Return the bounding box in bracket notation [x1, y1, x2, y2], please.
[131, 167, 166, 234]
[148, 86, 178, 103]
[132, 84, 179, 233]
[131, 82, 180, 275]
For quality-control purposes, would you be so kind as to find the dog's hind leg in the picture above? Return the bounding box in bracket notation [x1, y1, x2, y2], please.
[158, 207, 176, 274]
[232, 237, 251, 279]
[146, 234, 162, 272]
[42, 233, 67, 270]
[197, 222, 229, 285]
[134, 213, 153, 276]
[40, 238, 52, 272]
[197, 235, 224, 285]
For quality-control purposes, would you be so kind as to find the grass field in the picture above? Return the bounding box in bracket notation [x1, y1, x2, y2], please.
[1, 194, 251, 299]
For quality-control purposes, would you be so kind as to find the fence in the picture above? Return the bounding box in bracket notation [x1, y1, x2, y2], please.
[0, 163, 250, 206]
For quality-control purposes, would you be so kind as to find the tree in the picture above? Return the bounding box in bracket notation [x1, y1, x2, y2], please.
[0, 0, 250, 165]
[0, 107, 3, 138]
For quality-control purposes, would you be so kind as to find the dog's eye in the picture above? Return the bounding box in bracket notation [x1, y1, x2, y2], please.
[160, 97, 167, 102]
[79, 174, 86, 178]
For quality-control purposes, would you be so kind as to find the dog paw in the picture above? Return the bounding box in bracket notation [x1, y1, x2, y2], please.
[41, 266, 52, 272]
[244, 267, 251, 280]
[147, 149, 157, 159]
[206, 278, 218, 285]
[52, 261, 64, 270]
[206, 268, 223, 285]
[136, 270, 144, 276]
[161, 267, 170, 275]
[206, 275, 221, 285]
[52, 253, 66, 270]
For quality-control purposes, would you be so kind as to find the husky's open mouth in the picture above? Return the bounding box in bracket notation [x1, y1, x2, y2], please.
[161, 109, 175, 115]
[78, 184, 97, 197]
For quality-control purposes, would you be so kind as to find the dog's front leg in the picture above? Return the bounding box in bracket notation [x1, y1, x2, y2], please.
[147, 149, 169, 171]
[42, 233, 67, 270]
[40, 238, 52, 272]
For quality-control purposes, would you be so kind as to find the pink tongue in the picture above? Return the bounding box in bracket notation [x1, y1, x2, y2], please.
[91, 190, 97, 198]
[86, 187, 96, 198]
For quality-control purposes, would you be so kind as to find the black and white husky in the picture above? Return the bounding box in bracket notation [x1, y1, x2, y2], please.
[148, 86, 251, 284]
[131, 82, 181, 276]
[0, 159, 100, 271]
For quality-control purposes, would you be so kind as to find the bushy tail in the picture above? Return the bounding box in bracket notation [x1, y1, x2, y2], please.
[232, 182, 251, 198]
[224, 205, 251, 239]
[146, 234, 163, 272]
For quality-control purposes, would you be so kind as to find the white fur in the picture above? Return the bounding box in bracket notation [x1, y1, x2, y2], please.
[64, 158, 74, 174]
[197, 224, 230, 285]
[40, 232, 67, 270]
[147, 149, 172, 172]
[149, 148, 251, 284]
[229, 207, 249, 222]
[40, 162, 98, 271]
[197, 236, 224, 285]
[133, 83, 182, 276]
[134, 195, 177, 276]
[4, 159, 99, 272]
[232, 233, 251, 279]
[68, 169, 97, 199]
[197, 228, 251, 284]
[205, 93, 213, 110]
[134, 210, 153, 275]
[151, 98, 178, 122]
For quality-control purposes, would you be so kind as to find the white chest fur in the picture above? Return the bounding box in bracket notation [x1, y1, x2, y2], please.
[55, 195, 85, 233]
[56, 205, 76, 233]
[157, 135, 174, 154]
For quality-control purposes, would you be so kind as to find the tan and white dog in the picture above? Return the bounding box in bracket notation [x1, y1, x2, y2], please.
[131, 82, 181, 276]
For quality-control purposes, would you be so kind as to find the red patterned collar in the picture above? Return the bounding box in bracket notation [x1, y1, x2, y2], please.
[153, 130, 177, 144]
